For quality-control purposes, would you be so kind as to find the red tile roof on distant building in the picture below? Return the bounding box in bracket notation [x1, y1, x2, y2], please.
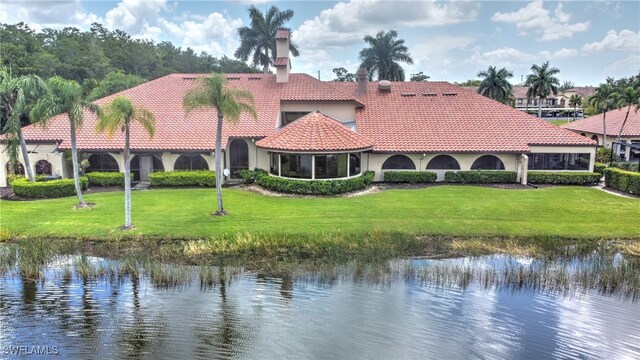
[19, 73, 595, 153]
[275, 29, 289, 39]
[562, 106, 640, 136]
[256, 111, 373, 152]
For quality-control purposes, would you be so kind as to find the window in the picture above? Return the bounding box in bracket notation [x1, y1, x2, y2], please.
[517, 99, 523, 105]
[174, 154, 209, 170]
[270, 153, 279, 175]
[471, 155, 505, 170]
[426, 155, 460, 170]
[382, 155, 415, 170]
[315, 154, 347, 179]
[35, 160, 52, 175]
[87, 153, 120, 172]
[349, 153, 361, 176]
[281, 112, 310, 127]
[5, 161, 24, 175]
[280, 154, 312, 178]
[591, 135, 599, 145]
[528, 153, 590, 171]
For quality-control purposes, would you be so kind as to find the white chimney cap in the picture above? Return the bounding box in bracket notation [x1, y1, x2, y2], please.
[378, 80, 391, 91]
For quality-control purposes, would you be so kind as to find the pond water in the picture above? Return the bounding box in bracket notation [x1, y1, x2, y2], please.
[0, 254, 639, 359]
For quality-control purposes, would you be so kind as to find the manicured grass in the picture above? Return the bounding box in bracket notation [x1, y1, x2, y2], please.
[548, 119, 571, 126]
[1, 186, 638, 240]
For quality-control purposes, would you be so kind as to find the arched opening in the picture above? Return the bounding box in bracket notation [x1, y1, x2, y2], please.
[5, 161, 25, 184]
[130, 154, 165, 181]
[174, 154, 209, 171]
[381, 155, 415, 170]
[35, 160, 52, 175]
[229, 139, 249, 178]
[87, 153, 120, 172]
[471, 155, 505, 170]
[591, 135, 599, 145]
[426, 155, 460, 170]
[580, 133, 586, 137]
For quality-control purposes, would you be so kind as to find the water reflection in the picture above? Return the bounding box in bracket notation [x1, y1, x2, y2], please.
[0, 254, 639, 359]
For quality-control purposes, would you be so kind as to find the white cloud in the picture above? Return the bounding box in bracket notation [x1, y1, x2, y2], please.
[470, 47, 535, 67]
[159, 12, 243, 56]
[293, 0, 480, 50]
[104, 0, 167, 38]
[605, 54, 640, 75]
[0, 0, 101, 31]
[491, 0, 590, 41]
[582, 29, 640, 52]
[553, 48, 579, 59]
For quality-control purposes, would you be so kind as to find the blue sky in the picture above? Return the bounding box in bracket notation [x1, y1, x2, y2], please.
[2, 0, 638, 85]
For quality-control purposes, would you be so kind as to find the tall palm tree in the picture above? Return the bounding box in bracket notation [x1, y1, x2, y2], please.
[525, 61, 560, 118]
[234, 5, 300, 73]
[589, 84, 618, 148]
[615, 85, 640, 142]
[476, 66, 514, 104]
[358, 30, 414, 81]
[568, 94, 583, 122]
[30, 76, 99, 207]
[183, 73, 257, 216]
[0, 66, 47, 182]
[97, 96, 155, 229]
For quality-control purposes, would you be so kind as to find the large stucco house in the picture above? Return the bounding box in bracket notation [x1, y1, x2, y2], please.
[1, 30, 597, 187]
[563, 106, 640, 161]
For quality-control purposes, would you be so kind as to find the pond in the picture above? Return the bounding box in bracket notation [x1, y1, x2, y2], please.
[0, 253, 639, 359]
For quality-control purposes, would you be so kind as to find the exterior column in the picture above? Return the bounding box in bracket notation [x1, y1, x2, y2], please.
[520, 155, 529, 185]
[311, 155, 316, 179]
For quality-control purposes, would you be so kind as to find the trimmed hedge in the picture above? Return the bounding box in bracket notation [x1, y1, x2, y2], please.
[528, 171, 601, 185]
[611, 161, 640, 172]
[86, 171, 125, 186]
[604, 167, 640, 195]
[11, 177, 88, 198]
[237, 168, 268, 184]
[149, 171, 216, 187]
[383, 171, 437, 183]
[257, 171, 375, 195]
[444, 170, 517, 184]
[594, 162, 607, 175]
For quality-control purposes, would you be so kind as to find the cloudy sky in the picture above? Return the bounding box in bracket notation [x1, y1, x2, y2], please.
[2, 0, 638, 85]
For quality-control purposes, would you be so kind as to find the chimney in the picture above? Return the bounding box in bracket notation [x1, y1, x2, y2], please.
[357, 67, 368, 95]
[275, 29, 290, 83]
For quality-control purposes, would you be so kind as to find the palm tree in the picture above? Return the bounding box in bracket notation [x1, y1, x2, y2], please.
[358, 30, 414, 81]
[183, 73, 257, 216]
[476, 66, 514, 104]
[0, 67, 47, 182]
[30, 76, 99, 207]
[97, 96, 155, 229]
[234, 5, 300, 73]
[525, 61, 560, 118]
[568, 94, 583, 122]
[589, 84, 618, 148]
[615, 86, 640, 142]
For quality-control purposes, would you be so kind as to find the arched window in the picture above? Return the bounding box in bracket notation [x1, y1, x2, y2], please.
[174, 154, 209, 170]
[426, 155, 460, 170]
[381, 155, 415, 170]
[87, 153, 120, 172]
[471, 155, 505, 170]
[35, 160, 52, 175]
[591, 135, 599, 145]
[5, 161, 24, 175]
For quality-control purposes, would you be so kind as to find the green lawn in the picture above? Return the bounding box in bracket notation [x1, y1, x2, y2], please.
[548, 119, 571, 126]
[1, 186, 638, 240]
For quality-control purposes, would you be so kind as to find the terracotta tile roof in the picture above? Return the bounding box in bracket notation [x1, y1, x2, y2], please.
[275, 29, 289, 39]
[255, 111, 373, 152]
[274, 57, 289, 67]
[331, 81, 595, 153]
[562, 106, 640, 136]
[564, 87, 596, 98]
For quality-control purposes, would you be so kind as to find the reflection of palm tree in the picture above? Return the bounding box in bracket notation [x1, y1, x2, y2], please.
[80, 277, 99, 343]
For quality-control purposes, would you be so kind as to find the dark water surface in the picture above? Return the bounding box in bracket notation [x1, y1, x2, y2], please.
[0, 255, 639, 359]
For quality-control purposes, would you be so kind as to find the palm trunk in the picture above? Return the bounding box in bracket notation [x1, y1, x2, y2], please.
[69, 119, 85, 206]
[18, 127, 35, 182]
[573, 105, 577, 122]
[617, 104, 632, 142]
[124, 122, 132, 228]
[602, 111, 608, 148]
[538, 97, 543, 118]
[215, 111, 225, 215]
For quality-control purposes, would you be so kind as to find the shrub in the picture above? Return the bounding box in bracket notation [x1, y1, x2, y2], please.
[610, 161, 639, 172]
[237, 168, 269, 184]
[528, 171, 601, 185]
[604, 167, 640, 195]
[595, 147, 619, 163]
[383, 171, 437, 183]
[258, 171, 375, 195]
[11, 177, 88, 198]
[594, 162, 608, 174]
[444, 170, 517, 184]
[149, 171, 216, 187]
[86, 172, 125, 186]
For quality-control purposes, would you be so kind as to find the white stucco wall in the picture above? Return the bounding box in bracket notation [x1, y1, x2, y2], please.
[1, 143, 66, 187]
[279, 101, 357, 127]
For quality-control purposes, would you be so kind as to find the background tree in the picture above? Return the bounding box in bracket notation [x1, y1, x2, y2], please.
[559, 80, 575, 92]
[409, 72, 430, 82]
[97, 96, 155, 229]
[30, 76, 99, 207]
[0, 66, 46, 182]
[615, 86, 640, 141]
[589, 83, 617, 148]
[358, 30, 413, 81]
[234, 6, 300, 73]
[211, 56, 261, 74]
[525, 61, 560, 118]
[455, 79, 481, 87]
[183, 73, 257, 216]
[87, 70, 146, 101]
[332, 67, 356, 82]
[568, 94, 582, 122]
[476, 66, 513, 104]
